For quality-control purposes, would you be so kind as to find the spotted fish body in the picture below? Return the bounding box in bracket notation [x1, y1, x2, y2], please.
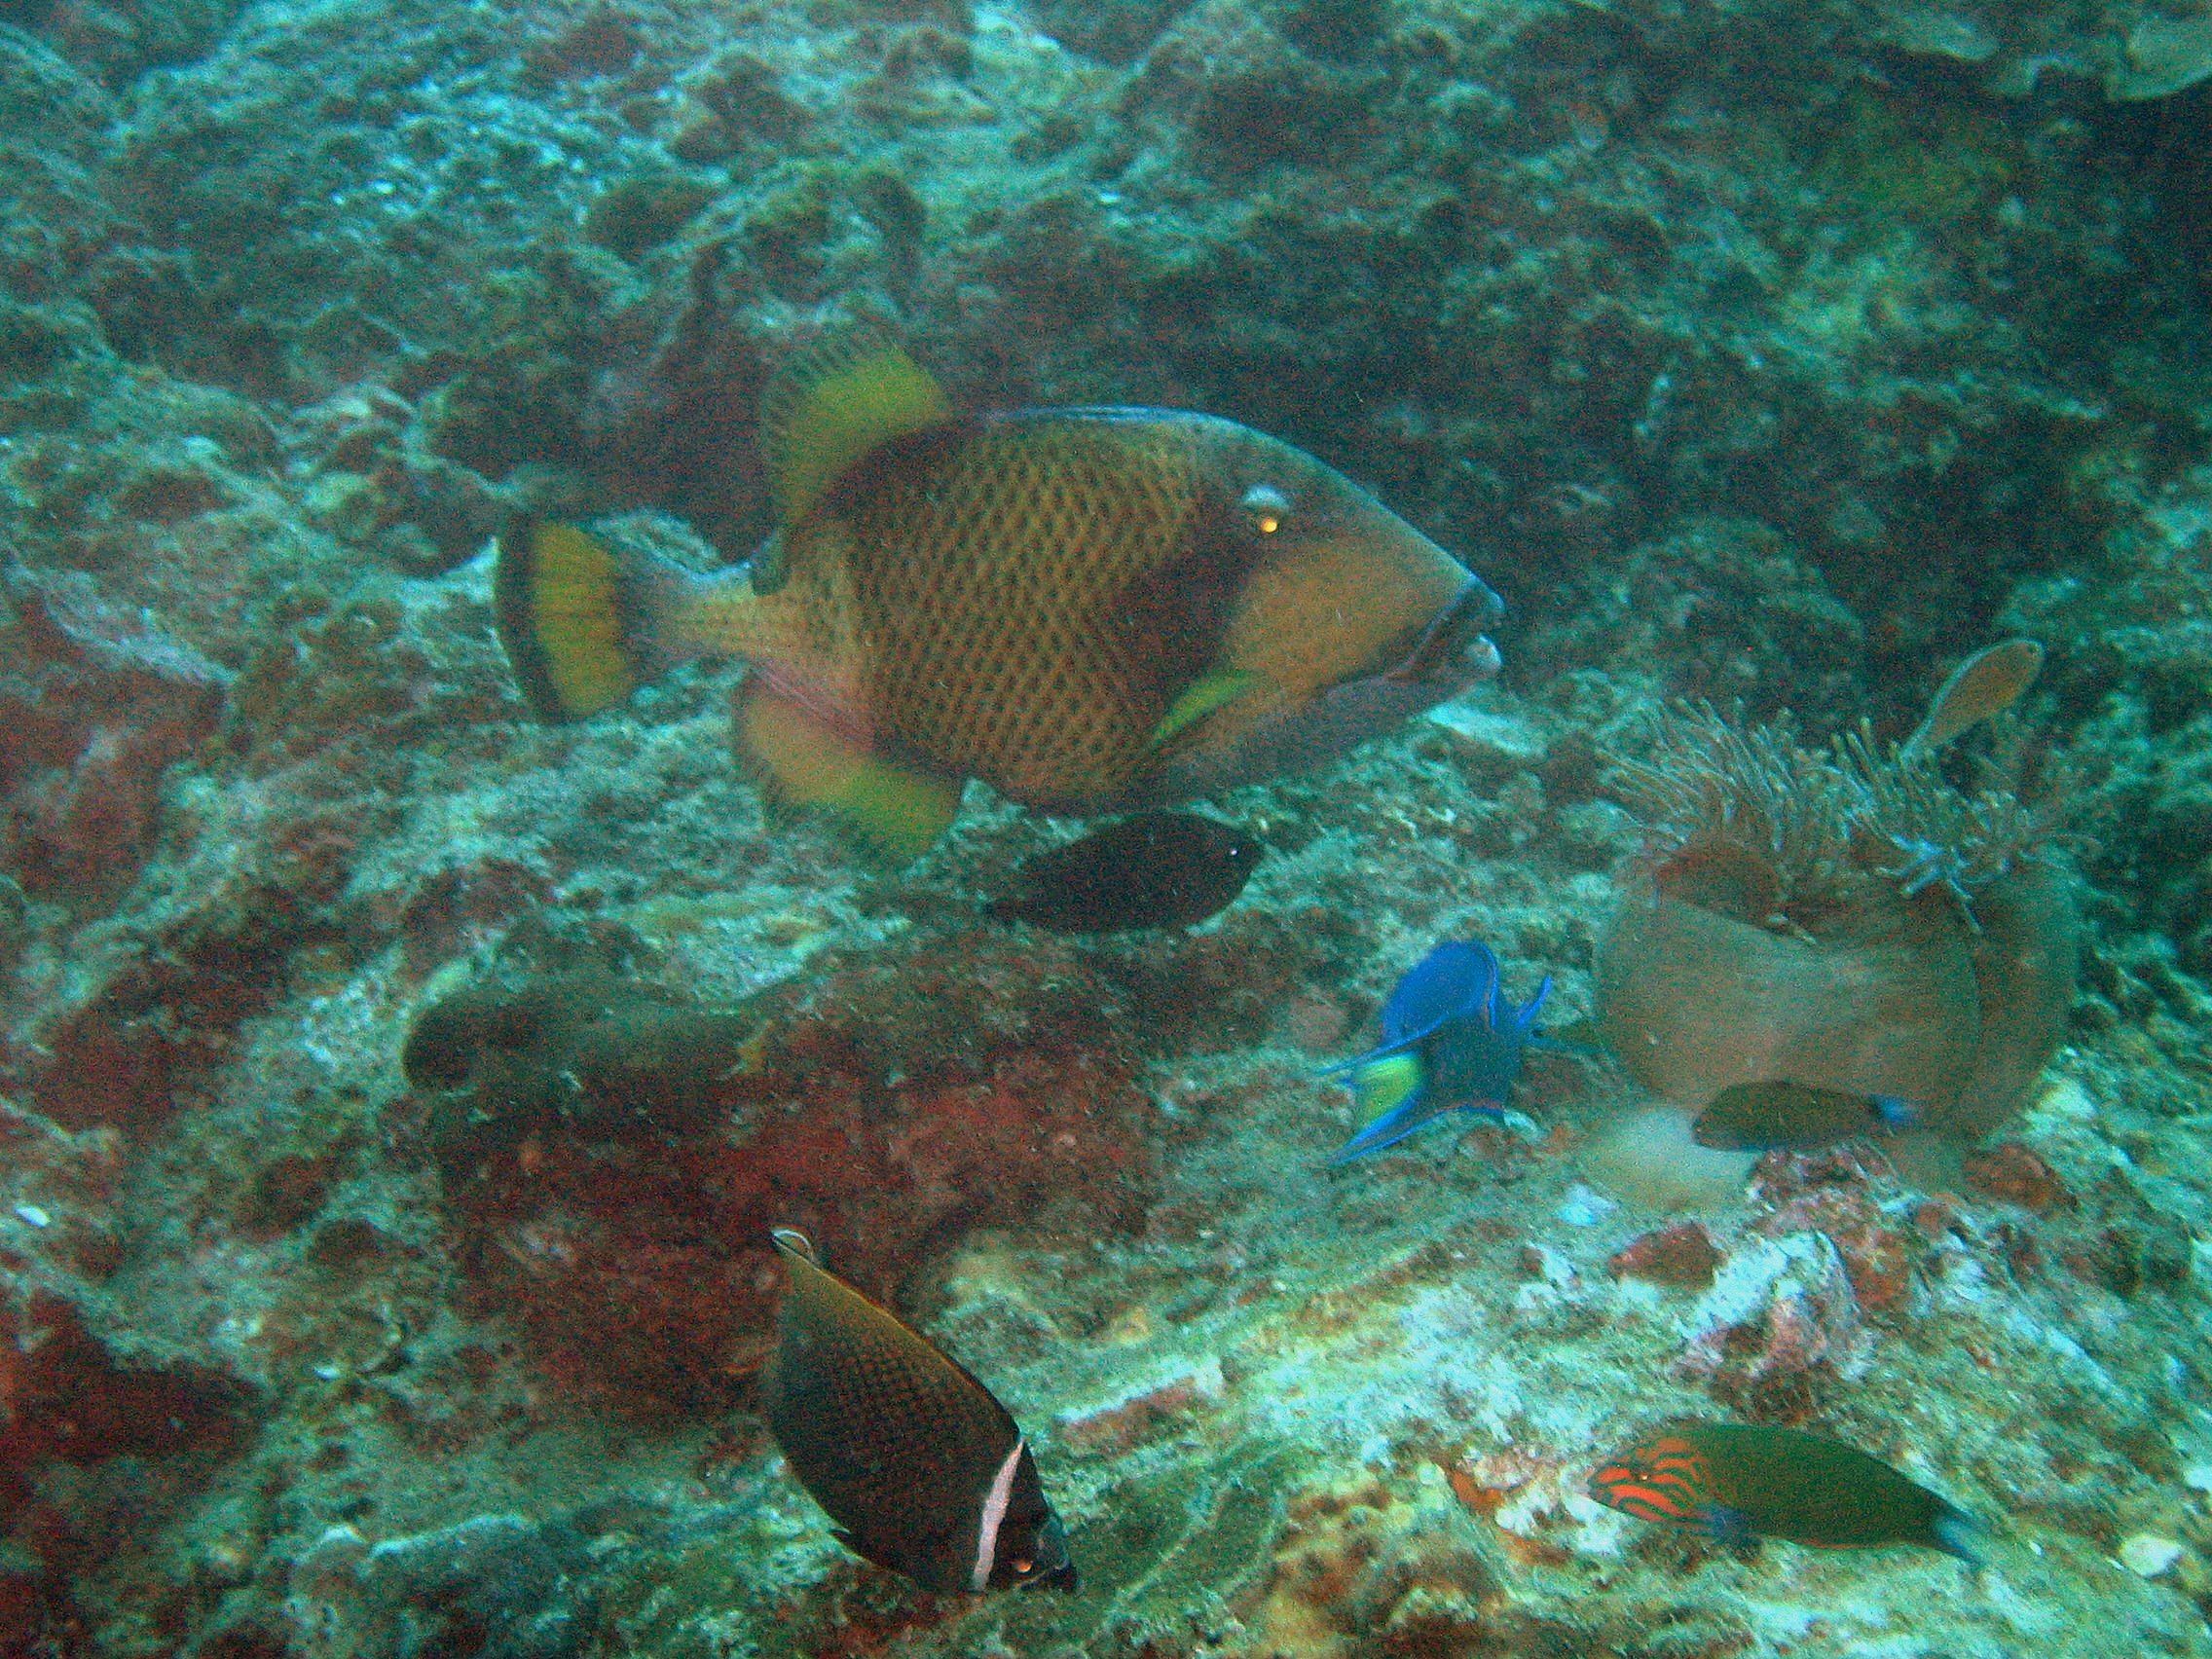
[496, 340, 1501, 861]
[760, 1229, 1074, 1594]
[1590, 1423, 1983, 1563]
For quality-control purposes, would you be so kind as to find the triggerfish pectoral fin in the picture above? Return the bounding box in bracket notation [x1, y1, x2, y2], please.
[1324, 940, 1548, 1162]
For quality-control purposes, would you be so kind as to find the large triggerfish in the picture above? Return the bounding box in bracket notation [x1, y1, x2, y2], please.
[495, 335, 1504, 862]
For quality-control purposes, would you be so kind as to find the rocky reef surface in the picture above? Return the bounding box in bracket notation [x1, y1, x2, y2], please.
[4, 0, 2212, 1653]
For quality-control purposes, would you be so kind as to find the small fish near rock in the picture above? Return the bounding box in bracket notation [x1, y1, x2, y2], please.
[761, 1229, 1077, 1596]
[1900, 638, 2045, 762]
[1691, 1080, 1922, 1154]
[1323, 940, 1551, 1161]
[982, 811, 1260, 934]
[1590, 1422, 1984, 1564]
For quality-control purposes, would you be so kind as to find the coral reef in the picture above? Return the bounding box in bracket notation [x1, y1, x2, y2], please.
[1, 0, 2211, 1652]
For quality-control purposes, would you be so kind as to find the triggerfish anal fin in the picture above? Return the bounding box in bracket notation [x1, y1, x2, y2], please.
[494, 519, 659, 722]
[760, 1228, 1076, 1595]
[760, 332, 955, 533]
[737, 685, 962, 866]
[1324, 940, 1551, 1162]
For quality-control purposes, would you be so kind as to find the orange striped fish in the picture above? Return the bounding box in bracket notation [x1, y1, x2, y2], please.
[1589, 1423, 1983, 1562]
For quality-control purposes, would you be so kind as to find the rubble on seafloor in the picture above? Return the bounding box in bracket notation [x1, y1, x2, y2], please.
[3, 0, 2212, 1653]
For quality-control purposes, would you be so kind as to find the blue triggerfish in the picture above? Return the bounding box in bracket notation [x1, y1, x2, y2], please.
[1323, 940, 1550, 1161]
[1589, 1422, 1985, 1564]
[761, 1229, 1076, 1594]
[495, 333, 1503, 863]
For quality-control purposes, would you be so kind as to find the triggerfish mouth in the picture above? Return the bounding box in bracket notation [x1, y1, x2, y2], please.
[760, 1229, 1076, 1594]
[494, 334, 1503, 862]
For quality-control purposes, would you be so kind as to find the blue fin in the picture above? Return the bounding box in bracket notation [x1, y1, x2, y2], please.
[1697, 1505, 1757, 1547]
[1379, 940, 1499, 1048]
[1870, 1094, 1924, 1130]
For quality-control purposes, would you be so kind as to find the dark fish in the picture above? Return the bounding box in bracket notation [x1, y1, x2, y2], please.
[1590, 1423, 1984, 1563]
[983, 812, 1260, 933]
[760, 1229, 1075, 1595]
[1323, 940, 1550, 1161]
[496, 334, 1502, 863]
[1691, 1080, 1923, 1153]
[1900, 638, 2044, 761]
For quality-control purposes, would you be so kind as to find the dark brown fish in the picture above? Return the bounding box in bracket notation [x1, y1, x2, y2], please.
[983, 811, 1259, 933]
[760, 1229, 1075, 1594]
[1691, 1080, 1921, 1152]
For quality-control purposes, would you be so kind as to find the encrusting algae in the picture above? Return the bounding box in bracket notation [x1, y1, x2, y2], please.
[1593, 673, 2082, 1164]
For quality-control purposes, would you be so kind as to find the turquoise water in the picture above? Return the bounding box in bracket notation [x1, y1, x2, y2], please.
[2, 0, 2210, 1653]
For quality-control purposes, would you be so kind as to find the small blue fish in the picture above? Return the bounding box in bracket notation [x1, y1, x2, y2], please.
[1323, 940, 1550, 1162]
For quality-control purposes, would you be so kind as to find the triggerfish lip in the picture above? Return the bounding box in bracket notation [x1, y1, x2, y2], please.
[1382, 575, 1505, 690]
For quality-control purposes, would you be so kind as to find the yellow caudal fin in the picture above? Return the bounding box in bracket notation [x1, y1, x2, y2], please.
[495, 519, 673, 722]
[758, 331, 953, 532]
[736, 685, 962, 866]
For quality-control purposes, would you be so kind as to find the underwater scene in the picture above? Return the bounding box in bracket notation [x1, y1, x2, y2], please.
[7, 0, 2212, 1652]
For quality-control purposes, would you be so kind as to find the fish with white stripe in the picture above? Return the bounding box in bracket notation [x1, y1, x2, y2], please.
[760, 1228, 1076, 1594]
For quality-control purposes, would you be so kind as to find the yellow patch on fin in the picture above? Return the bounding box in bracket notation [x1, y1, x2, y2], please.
[738, 688, 961, 865]
[1147, 670, 1260, 754]
[760, 334, 953, 530]
[494, 520, 641, 722]
[1349, 1053, 1423, 1120]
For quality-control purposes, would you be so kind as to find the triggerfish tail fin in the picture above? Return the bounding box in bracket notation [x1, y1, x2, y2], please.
[760, 330, 955, 532]
[1330, 1053, 1435, 1162]
[495, 518, 688, 722]
[737, 686, 963, 866]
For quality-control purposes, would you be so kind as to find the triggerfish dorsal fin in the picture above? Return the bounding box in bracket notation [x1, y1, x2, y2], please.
[760, 331, 955, 532]
[736, 686, 963, 866]
[495, 519, 667, 722]
[1900, 638, 2044, 762]
[760, 1229, 1076, 1595]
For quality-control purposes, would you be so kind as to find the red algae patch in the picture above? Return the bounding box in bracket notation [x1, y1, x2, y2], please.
[1607, 1222, 1722, 1290]
[423, 932, 1157, 1414]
